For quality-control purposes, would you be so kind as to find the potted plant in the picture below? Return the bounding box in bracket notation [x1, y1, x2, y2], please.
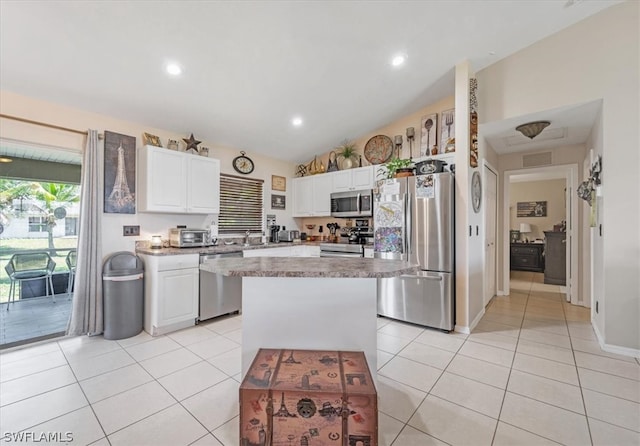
[334, 140, 359, 170]
[378, 157, 414, 179]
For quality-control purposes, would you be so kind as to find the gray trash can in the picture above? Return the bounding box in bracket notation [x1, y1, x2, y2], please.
[103, 251, 144, 340]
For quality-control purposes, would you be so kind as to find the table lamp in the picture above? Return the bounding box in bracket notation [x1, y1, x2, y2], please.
[519, 223, 532, 242]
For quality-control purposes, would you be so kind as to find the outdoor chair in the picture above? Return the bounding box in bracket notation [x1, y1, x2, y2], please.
[65, 249, 77, 300]
[4, 252, 56, 310]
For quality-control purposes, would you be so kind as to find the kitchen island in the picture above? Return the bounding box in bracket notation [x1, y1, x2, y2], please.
[200, 256, 417, 377]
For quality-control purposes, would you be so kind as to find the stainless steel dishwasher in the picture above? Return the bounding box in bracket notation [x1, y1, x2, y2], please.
[199, 251, 242, 321]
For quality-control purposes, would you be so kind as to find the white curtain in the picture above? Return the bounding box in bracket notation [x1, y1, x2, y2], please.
[67, 130, 103, 336]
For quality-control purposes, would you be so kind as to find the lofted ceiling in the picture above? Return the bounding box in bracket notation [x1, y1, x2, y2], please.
[0, 1, 619, 164]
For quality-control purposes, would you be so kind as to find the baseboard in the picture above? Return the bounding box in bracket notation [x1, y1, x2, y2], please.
[592, 322, 640, 359]
[455, 308, 486, 335]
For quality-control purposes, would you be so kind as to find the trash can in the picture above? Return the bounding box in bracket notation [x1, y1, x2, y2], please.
[103, 251, 144, 340]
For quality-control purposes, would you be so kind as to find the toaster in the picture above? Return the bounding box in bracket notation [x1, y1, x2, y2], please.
[169, 228, 210, 248]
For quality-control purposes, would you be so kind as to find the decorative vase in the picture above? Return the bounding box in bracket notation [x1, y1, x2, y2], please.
[394, 167, 415, 178]
[341, 158, 353, 170]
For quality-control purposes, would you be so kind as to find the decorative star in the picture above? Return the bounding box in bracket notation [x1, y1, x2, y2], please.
[182, 133, 201, 152]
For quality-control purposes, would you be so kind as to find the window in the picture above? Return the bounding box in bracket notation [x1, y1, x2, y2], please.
[28, 216, 47, 232]
[219, 174, 264, 234]
[65, 217, 78, 236]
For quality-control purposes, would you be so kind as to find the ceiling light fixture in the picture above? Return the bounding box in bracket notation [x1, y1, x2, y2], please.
[0, 156, 12, 163]
[292, 117, 303, 127]
[166, 63, 182, 76]
[515, 121, 551, 139]
[391, 54, 406, 67]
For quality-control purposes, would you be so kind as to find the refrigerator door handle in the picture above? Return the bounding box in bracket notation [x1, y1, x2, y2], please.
[400, 274, 443, 281]
[357, 193, 361, 214]
[405, 193, 412, 255]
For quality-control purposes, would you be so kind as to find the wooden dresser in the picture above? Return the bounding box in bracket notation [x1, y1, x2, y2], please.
[510, 243, 545, 272]
[544, 231, 567, 285]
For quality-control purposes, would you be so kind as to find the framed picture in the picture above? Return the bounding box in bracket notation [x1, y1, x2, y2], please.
[420, 113, 438, 157]
[440, 108, 455, 153]
[272, 175, 286, 191]
[104, 131, 136, 214]
[143, 132, 162, 147]
[271, 194, 286, 210]
[517, 201, 547, 217]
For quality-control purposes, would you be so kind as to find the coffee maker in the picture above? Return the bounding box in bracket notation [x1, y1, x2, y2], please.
[269, 225, 281, 243]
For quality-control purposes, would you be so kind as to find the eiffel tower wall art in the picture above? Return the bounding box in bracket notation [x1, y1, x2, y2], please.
[104, 130, 136, 214]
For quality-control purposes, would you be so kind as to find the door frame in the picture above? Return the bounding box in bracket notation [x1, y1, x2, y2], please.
[502, 163, 579, 304]
[483, 160, 498, 307]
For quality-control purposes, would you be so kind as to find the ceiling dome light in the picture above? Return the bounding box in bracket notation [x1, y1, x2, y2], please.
[516, 121, 551, 139]
[166, 63, 182, 76]
[391, 54, 407, 67]
[292, 117, 303, 127]
[0, 156, 12, 163]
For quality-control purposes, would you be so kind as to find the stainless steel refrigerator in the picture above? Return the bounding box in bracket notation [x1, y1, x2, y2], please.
[374, 172, 455, 331]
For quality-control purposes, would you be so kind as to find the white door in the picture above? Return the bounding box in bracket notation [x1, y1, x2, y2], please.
[484, 165, 497, 306]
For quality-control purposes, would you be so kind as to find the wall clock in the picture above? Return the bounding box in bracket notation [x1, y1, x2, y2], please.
[233, 151, 254, 174]
[471, 170, 482, 213]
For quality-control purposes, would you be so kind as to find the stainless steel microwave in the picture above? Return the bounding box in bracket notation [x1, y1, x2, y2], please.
[330, 189, 373, 218]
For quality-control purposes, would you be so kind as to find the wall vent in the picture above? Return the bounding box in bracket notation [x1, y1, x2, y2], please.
[522, 152, 553, 168]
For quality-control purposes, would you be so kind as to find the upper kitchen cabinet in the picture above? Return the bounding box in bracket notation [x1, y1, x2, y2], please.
[292, 174, 332, 217]
[138, 145, 220, 214]
[331, 166, 374, 192]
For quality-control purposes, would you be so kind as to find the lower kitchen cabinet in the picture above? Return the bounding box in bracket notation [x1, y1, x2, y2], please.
[242, 245, 320, 258]
[510, 243, 544, 272]
[139, 253, 199, 336]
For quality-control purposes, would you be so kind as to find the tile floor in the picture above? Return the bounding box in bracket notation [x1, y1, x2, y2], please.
[0, 271, 638, 445]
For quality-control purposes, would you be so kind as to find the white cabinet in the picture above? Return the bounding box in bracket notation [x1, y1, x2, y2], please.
[243, 246, 292, 257]
[290, 245, 320, 257]
[292, 177, 313, 217]
[138, 145, 220, 214]
[187, 155, 220, 213]
[332, 166, 374, 192]
[139, 253, 199, 336]
[292, 175, 332, 217]
[243, 245, 320, 257]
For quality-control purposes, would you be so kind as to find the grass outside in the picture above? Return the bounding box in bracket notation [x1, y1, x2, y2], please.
[0, 237, 78, 303]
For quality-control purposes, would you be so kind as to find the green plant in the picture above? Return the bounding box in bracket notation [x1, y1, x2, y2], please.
[377, 158, 414, 179]
[334, 139, 358, 161]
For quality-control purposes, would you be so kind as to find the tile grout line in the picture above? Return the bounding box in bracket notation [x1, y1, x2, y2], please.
[490, 272, 530, 446]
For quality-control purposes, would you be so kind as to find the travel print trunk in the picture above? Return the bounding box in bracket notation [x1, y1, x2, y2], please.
[240, 349, 377, 446]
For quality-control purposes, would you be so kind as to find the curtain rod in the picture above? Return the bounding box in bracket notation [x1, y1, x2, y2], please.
[0, 113, 103, 139]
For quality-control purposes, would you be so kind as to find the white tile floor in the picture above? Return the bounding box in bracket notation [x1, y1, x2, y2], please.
[1, 271, 638, 445]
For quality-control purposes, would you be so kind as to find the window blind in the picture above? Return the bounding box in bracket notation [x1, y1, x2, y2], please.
[219, 174, 264, 234]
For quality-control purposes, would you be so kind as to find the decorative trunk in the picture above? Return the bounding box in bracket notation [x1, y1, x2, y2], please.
[240, 349, 377, 446]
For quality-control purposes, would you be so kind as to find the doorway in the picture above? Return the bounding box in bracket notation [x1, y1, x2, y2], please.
[0, 141, 81, 348]
[502, 164, 580, 305]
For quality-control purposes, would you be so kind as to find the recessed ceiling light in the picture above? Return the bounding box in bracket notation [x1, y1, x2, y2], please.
[292, 117, 303, 127]
[391, 53, 407, 67]
[166, 63, 182, 76]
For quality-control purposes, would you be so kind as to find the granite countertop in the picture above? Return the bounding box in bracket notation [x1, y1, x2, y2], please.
[199, 257, 417, 279]
[136, 241, 322, 256]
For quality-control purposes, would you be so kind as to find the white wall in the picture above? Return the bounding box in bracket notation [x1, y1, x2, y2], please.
[510, 180, 565, 241]
[478, 1, 639, 352]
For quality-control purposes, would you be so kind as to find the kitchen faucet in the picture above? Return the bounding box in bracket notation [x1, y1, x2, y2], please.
[244, 230, 251, 246]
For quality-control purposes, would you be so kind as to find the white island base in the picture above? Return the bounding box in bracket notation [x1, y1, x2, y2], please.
[241, 276, 377, 378]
